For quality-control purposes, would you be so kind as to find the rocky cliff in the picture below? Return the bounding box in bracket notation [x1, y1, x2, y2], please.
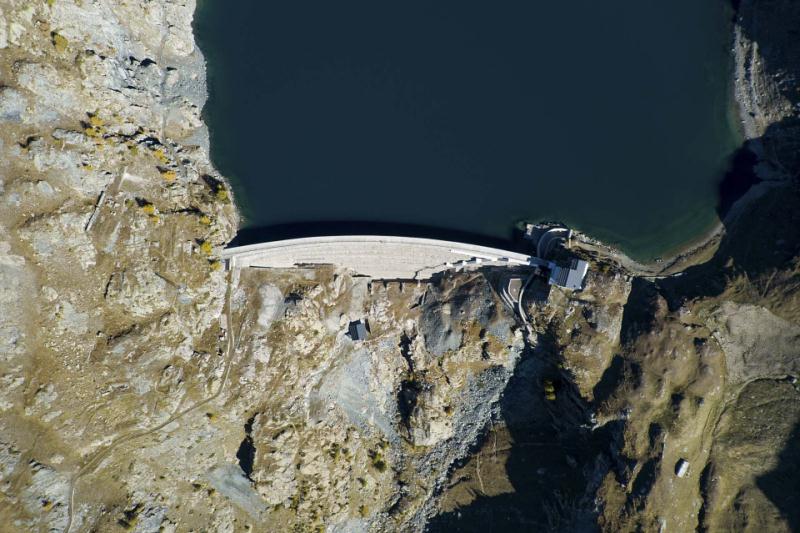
[427, 1, 800, 530]
[0, 0, 238, 530]
[1, 0, 799, 532]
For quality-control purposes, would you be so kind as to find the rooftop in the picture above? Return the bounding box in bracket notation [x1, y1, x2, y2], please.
[548, 258, 589, 291]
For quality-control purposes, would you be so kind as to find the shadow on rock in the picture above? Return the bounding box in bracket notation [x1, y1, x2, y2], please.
[659, 116, 800, 310]
[426, 327, 615, 532]
[733, 0, 800, 109]
[666, 0, 800, 309]
[756, 419, 800, 531]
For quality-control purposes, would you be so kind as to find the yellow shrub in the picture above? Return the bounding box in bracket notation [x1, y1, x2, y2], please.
[88, 115, 105, 127]
[141, 203, 156, 215]
[52, 33, 68, 53]
[199, 215, 212, 225]
[215, 188, 228, 201]
[153, 148, 169, 164]
[160, 169, 177, 181]
[209, 259, 222, 271]
[199, 241, 213, 255]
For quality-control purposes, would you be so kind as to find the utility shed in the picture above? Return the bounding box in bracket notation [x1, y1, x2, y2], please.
[675, 459, 690, 478]
[348, 319, 369, 341]
[548, 258, 589, 291]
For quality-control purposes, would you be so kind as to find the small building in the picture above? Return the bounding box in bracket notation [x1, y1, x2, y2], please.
[348, 319, 369, 341]
[548, 258, 589, 291]
[675, 458, 690, 478]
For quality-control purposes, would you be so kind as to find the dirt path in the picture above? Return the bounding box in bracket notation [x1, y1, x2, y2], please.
[64, 271, 238, 532]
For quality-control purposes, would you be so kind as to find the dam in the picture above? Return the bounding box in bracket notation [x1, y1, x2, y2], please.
[222, 235, 588, 290]
[196, 0, 741, 262]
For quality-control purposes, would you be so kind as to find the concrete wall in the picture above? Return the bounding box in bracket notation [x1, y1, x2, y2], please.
[223, 235, 541, 280]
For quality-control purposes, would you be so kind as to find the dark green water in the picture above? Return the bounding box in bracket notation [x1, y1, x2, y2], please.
[195, 1, 741, 261]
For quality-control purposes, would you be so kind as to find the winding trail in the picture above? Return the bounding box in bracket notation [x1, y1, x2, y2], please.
[64, 271, 238, 533]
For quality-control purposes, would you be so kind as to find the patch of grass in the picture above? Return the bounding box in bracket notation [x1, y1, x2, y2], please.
[51, 32, 68, 53]
[135, 198, 160, 223]
[328, 442, 340, 460]
[152, 148, 169, 164]
[200, 174, 229, 202]
[464, 320, 483, 342]
[84, 125, 103, 138]
[198, 240, 213, 255]
[159, 168, 177, 181]
[88, 114, 105, 127]
[369, 449, 388, 473]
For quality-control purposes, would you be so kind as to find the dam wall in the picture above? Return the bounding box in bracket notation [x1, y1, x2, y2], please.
[222, 235, 544, 280]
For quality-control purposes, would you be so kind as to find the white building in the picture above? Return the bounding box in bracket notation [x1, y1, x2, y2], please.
[548, 258, 589, 291]
[675, 459, 690, 478]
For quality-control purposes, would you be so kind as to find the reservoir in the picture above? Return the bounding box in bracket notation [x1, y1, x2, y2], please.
[195, 1, 741, 261]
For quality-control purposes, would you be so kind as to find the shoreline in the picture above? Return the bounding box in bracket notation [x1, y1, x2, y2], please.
[191, 0, 242, 235]
[571, 1, 790, 279]
[195, 1, 768, 282]
[571, 220, 726, 277]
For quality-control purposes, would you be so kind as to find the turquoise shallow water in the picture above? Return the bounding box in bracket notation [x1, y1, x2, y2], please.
[195, 0, 741, 261]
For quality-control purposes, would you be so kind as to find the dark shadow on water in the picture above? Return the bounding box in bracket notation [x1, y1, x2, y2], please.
[229, 220, 532, 254]
[426, 3, 800, 525]
[427, 137, 798, 529]
[659, 116, 800, 309]
[716, 144, 761, 219]
[668, 0, 800, 304]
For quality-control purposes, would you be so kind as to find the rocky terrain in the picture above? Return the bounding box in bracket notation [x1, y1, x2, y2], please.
[428, 0, 800, 531]
[0, 0, 798, 532]
[0, 0, 238, 530]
